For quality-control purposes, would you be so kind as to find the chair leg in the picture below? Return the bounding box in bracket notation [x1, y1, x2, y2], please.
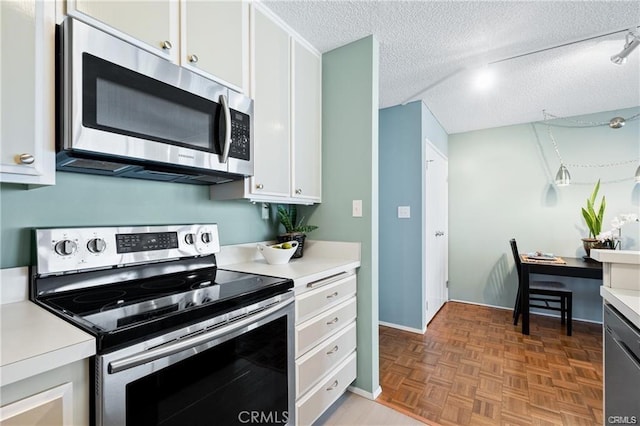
[560, 296, 565, 325]
[566, 293, 572, 336]
[513, 288, 521, 325]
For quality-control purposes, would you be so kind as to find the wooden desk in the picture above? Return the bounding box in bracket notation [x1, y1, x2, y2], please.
[519, 256, 602, 335]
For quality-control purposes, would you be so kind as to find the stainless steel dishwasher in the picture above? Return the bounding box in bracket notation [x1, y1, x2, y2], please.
[604, 303, 640, 426]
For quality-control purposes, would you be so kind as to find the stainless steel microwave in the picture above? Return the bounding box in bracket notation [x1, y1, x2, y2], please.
[57, 18, 253, 185]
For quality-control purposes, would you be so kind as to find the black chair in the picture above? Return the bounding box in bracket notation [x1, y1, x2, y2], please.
[509, 239, 573, 336]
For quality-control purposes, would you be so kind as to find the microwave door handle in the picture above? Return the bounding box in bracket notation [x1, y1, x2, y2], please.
[219, 94, 231, 164]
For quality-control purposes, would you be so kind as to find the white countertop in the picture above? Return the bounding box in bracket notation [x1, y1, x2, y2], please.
[218, 240, 361, 288]
[0, 300, 95, 387]
[601, 286, 640, 329]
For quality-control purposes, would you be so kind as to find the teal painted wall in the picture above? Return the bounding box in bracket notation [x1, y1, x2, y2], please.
[378, 101, 449, 331]
[0, 172, 277, 268]
[304, 36, 380, 394]
[421, 101, 448, 157]
[449, 107, 640, 322]
[379, 101, 423, 329]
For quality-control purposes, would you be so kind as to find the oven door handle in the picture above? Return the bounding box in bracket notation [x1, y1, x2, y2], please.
[108, 297, 293, 374]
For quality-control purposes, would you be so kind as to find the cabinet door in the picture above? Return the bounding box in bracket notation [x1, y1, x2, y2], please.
[292, 40, 322, 202]
[183, 0, 248, 92]
[0, 382, 72, 426]
[71, 0, 178, 60]
[251, 8, 290, 197]
[0, 0, 55, 185]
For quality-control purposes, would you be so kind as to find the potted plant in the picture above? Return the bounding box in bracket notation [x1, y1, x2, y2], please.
[276, 205, 318, 258]
[581, 179, 609, 257]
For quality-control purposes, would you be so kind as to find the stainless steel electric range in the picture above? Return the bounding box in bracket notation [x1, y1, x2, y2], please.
[31, 224, 294, 426]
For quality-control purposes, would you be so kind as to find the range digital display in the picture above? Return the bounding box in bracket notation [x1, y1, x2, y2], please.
[116, 232, 179, 253]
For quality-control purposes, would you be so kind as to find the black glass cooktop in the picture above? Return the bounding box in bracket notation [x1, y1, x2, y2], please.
[33, 258, 292, 353]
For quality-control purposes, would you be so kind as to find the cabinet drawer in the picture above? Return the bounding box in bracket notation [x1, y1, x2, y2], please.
[296, 297, 357, 356]
[296, 352, 356, 426]
[296, 274, 356, 324]
[296, 322, 356, 396]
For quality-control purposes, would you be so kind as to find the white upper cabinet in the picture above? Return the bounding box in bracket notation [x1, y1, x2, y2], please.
[70, 0, 178, 61]
[292, 39, 322, 202]
[250, 6, 291, 198]
[0, 0, 56, 185]
[182, 1, 248, 91]
[210, 4, 322, 204]
[67, 0, 248, 92]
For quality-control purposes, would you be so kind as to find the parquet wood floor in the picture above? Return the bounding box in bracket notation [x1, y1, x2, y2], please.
[378, 302, 603, 426]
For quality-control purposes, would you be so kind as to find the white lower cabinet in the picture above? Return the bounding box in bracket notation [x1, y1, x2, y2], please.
[0, 382, 72, 426]
[294, 271, 357, 425]
[296, 352, 357, 426]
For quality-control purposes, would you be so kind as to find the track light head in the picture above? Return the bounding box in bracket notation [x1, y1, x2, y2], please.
[611, 31, 640, 65]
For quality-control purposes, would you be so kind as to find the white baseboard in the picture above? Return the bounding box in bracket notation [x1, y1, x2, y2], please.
[378, 320, 426, 334]
[347, 385, 382, 400]
[448, 299, 603, 324]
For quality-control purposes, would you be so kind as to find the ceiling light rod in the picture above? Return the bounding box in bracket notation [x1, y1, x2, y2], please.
[489, 27, 635, 66]
[400, 27, 636, 106]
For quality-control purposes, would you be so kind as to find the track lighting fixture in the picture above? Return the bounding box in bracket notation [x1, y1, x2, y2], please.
[635, 164, 640, 183]
[611, 30, 640, 65]
[555, 164, 571, 186]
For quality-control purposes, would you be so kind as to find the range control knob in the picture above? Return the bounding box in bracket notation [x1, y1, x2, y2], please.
[54, 240, 77, 256]
[201, 232, 212, 244]
[87, 238, 106, 254]
[185, 233, 196, 245]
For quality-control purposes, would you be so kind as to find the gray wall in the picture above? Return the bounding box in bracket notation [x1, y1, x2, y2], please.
[448, 107, 640, 322]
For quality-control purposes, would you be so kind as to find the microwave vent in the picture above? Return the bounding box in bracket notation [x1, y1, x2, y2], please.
[60, 158, 131, 173]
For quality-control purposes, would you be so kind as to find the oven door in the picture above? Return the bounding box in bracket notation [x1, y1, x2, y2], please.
[95, 297, 295, 426]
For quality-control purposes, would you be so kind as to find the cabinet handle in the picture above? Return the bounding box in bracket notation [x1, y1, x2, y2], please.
[162, 40, 173, 50]
[326, 292, 339, 299]
[326, 380, 339, 391]
[256, 183, 264, 190]
[16, 153, 35, 165]
[326, 345, 339, 355]
[189, 54, 199, 63]
[326, 317, 339, 325]
[295, 188, 302, 195]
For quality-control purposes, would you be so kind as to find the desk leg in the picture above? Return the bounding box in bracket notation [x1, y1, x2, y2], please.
[521, 263, 530, 335]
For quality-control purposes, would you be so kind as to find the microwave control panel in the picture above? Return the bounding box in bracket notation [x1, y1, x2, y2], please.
[229, 110, 250, 161]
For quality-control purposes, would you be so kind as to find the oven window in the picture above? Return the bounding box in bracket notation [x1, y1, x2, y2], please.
[82, 53, 223, 155]
[126, 317, 289, 426]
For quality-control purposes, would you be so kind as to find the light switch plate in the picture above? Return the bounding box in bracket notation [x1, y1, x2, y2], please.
[398, 206, 411, 218]
[352, 200, 363, 217]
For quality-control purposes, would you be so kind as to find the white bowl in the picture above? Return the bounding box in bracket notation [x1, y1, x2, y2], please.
[257, 241, 299, 265]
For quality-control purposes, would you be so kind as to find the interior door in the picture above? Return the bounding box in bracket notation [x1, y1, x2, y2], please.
[424, 141, 448, 326]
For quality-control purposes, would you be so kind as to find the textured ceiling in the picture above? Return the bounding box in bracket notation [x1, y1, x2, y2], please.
[262, 1, 640, 134]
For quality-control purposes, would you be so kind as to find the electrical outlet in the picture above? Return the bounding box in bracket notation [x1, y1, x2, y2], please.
[352, 200, 363, 217]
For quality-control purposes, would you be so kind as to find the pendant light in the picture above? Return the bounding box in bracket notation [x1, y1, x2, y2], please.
[555, 164, 571, 186]
[635, 164, 640, 182]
